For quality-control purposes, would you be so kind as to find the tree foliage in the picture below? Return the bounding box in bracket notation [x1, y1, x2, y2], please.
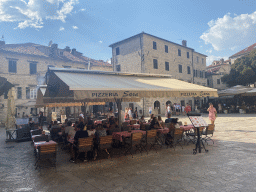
[222, 49, 256, 86]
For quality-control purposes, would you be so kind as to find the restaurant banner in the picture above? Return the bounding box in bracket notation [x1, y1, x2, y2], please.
[74, 90, 217, 101]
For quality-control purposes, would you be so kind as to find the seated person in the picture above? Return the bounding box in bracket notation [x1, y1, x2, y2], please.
[158, 116, 164, 127]
[165, 113, 173, 123]
[86, 117, 94, 130]
[65, 121, 73, 135]
[149, 117, 161, 129]
[148, 114, 154, 123]
[109, 116, 116, 126]
[70, 126, 88, 163]
[139, 116, 146, 124]
[94, 124, 108, 160]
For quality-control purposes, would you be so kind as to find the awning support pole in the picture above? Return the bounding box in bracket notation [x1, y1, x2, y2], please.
[83, 102, 86, 123]
[117, 99, 122, 132]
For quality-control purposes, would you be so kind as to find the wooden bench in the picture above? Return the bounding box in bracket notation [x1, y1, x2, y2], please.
[35, 143, 57, 170]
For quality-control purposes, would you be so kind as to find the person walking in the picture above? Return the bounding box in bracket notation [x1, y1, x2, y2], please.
[207, 103, 217, 125]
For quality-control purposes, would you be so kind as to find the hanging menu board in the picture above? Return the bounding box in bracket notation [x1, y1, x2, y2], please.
[188, 116, 208, 127]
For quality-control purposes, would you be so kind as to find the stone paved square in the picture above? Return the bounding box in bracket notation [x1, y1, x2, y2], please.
[1, 113, 256, 192]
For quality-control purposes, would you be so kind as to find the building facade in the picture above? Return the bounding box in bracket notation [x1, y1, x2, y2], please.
[206, 59, 231, 90]
[109, 32, 208, 115]
[0, 41, 112, 124]
[229, 43, 256, 64]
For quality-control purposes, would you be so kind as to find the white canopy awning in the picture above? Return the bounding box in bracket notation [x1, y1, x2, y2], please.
[218, 85, 253, 97]
[43, 68, 218, 103]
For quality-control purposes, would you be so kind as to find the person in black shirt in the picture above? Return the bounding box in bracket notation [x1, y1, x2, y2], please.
[70, 126, 88, 162]
[150, 117, 161, 129]
[165, 113, 173, 123]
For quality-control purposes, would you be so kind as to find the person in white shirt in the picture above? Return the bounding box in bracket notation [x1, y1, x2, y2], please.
[182, 105, 185, 116]
[128, 108, 132, 120]
[107, 109, 115, 119]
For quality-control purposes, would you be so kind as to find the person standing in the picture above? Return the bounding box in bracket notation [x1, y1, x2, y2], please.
[218, 103, 222, 114]
[207, 103, 217, 125]
[185, 103, 191, 114]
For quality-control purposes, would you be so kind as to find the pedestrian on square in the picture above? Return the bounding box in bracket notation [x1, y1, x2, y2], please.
[207, 103, 217, 125]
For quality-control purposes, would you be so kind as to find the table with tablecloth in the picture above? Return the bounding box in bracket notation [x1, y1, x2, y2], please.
[180, 125, 194, 131]
[94, 120, 102, 125]
[127, 124, 141, 130]
[34, 140, 57, 149]
[112, 130, 146, 142]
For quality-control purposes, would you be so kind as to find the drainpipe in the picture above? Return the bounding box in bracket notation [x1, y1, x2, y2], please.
[192, 49, 194, 84]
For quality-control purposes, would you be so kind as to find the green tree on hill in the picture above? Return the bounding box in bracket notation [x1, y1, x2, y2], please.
[222, 49, 256, 86]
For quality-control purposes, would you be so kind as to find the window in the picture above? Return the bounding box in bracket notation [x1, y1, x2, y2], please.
[30, 63, 37, 75]
[30, 88, 37, 99]
[153, 41, 157, 50]
[187, 52, 189, 58]
[179, 65, 182, 73]
[60, 52, 63, 56]
[187, 66, 191, 74]
[197, 56, 199, 63]
[17, 87, 22, 99]
[207, 79, 210, 86]
[153, 59, 158, 69]
[202, 58, 204, 64]
[116, 65, 121, 72]
[178, 49, 181, 56]
[193, 69, 196, 77]
[217, 79, 220, 84]
[165, 45, 168, 53]
[26, 87, 30, 99]
[9, 60, 17, 73]
[165, 62, 169, 71]
[116, 47, 120, 55]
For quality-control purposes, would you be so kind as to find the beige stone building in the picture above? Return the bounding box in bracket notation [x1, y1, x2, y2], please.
[229, 43, 256, 64]
[206, 59, 231, 90]
[0, 41, 112, 124]
[109, 32, 208, 115]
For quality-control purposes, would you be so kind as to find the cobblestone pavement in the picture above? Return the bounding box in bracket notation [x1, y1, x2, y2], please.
[1, 114, 256, 192]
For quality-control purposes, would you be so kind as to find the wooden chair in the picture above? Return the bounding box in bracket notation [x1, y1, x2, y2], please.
[35, 143, 57, 170]
[165, 123, 175, 147]
[75, 137, 94, 162]
[202, 124, 215, 144]
[145, 130, 158, 154]
[98, 135, 113, 159]
[124, 132, 145, 158]
[34, 135, 49, 142]
[172, 128, 184, 150]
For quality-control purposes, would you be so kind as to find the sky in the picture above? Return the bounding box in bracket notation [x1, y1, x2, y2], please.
[0, 0, 256, 65]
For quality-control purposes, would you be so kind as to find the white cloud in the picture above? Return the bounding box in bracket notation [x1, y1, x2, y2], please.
[99, 41, 103, 44]
[206, 49, 212, 54]
[59, 26, 64, 31]
[0, 0, 79, 29]
[200, 11, 256, 51]
[72, 25, 78, 29]
[206, 55, 229, 66]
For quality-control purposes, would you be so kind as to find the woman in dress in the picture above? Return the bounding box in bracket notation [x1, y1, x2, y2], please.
[207, 103, 217, 125]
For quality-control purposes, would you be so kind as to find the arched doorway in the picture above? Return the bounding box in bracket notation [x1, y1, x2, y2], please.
[166, 100, 171, 106]
[154, 100, 160, 114]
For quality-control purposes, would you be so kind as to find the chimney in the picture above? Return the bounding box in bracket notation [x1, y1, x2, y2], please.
[64, 46, 71, 52]
[182, 40, 187, 47]
[71, 48, 76, 55]
[220, 58, 224, 64]
[0, 41, 5, 46]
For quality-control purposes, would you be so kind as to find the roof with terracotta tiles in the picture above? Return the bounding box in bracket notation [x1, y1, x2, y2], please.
[0, 42, 112, 67]
[230, 43, 256, 58]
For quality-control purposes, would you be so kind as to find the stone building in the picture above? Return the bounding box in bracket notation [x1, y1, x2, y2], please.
[229, 43, 256, 64]
[0, 40, 112, 124]
[109, 32, 208, 115]
[206, 59, 231, 90]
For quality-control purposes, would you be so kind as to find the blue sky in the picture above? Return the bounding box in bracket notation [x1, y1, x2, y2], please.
[0, 0, 256, 65]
